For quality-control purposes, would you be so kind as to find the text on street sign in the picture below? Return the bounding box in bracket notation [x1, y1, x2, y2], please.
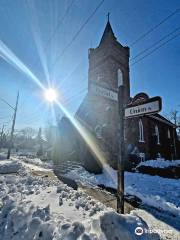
[90, 83, 118, 101]
[125, 97, 162, 118]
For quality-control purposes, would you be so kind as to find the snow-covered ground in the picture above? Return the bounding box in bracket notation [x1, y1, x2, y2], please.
[66, 165, 180, 217]
[0, 160, 155, 240]
[13, 155, 53, 169]
[0, 160, 22, 174]
[136, 159, 180, 169]
[0, 151, 53, 169]
[0, 159, 179, 239]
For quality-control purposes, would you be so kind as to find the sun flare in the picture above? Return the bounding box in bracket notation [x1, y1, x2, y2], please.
[44, 88, 58, 102]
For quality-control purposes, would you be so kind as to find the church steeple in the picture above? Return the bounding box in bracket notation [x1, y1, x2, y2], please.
[99, 16, 117, 45]
[88, 16, 130, 102]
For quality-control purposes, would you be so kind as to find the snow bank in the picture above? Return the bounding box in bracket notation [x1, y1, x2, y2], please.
[100, 211, 149, 240]
[14, 156, 53, 169]
[66, 165, 180, 217]
[0, 200, 150, 240]
[0, 170, 152, 239]
[0, 160, 22, 174]
[65, 166, 99, 186]
[137, 159, 180, 169]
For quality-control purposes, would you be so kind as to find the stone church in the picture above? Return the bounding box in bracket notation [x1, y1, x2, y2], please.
[55, 20, 179, 172]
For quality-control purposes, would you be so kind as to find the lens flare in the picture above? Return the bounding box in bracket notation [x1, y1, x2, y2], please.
[0, 39, 116, 185]
[45, 88, 58, 102]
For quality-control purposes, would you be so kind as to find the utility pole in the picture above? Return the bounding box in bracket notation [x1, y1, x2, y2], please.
[7, 92, 19, 159]
[117, 84, 125, 214]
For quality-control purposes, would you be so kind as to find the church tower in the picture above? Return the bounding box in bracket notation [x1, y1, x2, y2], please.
[88, 19, 130, 103]
[76, 19, 130, 169]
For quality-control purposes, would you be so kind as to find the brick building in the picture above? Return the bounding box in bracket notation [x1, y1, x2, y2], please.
[56, 20, 179, 172]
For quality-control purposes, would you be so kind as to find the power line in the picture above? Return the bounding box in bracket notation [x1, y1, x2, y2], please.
[131, 26, 180, 61]
[130, 31, 180, 66]
[129, 8, 180, 46]
[63, 87, 87, 105]
[0, 97, 15, 110]
[45, 0, 75, 53]
[51, 0, 105, 69]
[21, 0, 75, 90]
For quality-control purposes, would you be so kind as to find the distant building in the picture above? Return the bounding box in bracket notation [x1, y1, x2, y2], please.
[56, 20, 179, 172]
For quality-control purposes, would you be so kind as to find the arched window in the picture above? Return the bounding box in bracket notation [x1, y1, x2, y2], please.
[167, 129, 171, 139]
[97, 73, 104, 82]
[155, 125, 160, 144]
[139, 119, 144, 142]
[95, 125, 102, 139]
[139, 152, 145, 162]
[118, 69, 123, 87]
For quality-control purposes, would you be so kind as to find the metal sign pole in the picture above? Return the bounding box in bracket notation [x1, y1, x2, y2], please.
[117, 85, 125, 214]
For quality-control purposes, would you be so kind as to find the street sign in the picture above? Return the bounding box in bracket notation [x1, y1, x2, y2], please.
[125, 96, 162, 118]
[90, 83, 118, 101]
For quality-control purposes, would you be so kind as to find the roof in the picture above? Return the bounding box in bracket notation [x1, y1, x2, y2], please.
[99, 20, 117, 45]
[148, 114, 176, 128]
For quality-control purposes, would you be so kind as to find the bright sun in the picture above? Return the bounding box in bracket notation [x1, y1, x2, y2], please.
[44, 88, 58, 102]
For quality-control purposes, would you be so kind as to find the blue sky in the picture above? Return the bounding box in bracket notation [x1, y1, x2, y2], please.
[0, 0, 179, 131]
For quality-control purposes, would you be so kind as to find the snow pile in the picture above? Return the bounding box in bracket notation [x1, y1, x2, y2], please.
[100, 211, 149, 240]
[66, 165, 180, 217]
[125, 172, 180, 217]
[0, 170, 152, 240]
[0, 200, 55, 240]
[0, 199, 150, 239]
[137, 159, 180, 169]
[66, 165, 116, 188]
[0, 160, 23, 174]
[65, 166, 99, 186]
[14, 156, 53, 169]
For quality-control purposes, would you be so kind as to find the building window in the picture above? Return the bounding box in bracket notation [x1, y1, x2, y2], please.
[97, 73, 104, 82]
[139, 119, 145, 142]
[155, 125, 160, 145]
[118, 69, 123, 87]
[167, 129, 171, 139]
[95, 125, 102, 139]
[139, 152, 145, 162]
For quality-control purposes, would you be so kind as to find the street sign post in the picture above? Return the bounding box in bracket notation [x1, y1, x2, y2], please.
[125, 96, 162, 118]
[117, 95, 162, 214]
[117, 85, 125, 214]
[90, 81, 162, 215]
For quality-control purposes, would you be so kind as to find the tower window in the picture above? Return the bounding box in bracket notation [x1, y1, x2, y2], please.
[95, 125, 102, 139]
[139, 119, 144, 142]
[167, 129, 171, 139]
[97, 74, 104, 82]
[118, 69, 123, 87]
[155, 125, 160, 145]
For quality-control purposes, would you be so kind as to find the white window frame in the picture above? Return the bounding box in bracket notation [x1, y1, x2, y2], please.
[139, 119, 145, 142]
[97, 73, 104, 82]
[95, 125, 103, 139]
[155, 125, 160, 145]
[118, 69, 123, 87]
[139, 152, 145, 162]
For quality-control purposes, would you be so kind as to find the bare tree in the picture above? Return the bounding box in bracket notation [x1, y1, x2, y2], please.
[167, 110, 180, 136]
[20, 127, 37, 139]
